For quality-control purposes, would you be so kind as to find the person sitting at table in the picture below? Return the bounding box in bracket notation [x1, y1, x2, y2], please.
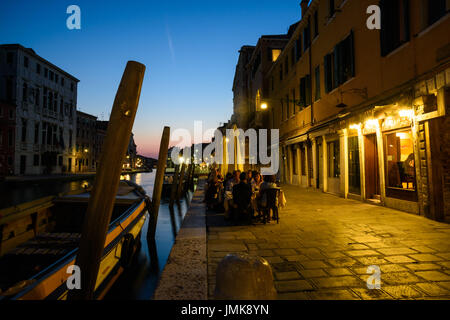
[232, 172, 252, 224]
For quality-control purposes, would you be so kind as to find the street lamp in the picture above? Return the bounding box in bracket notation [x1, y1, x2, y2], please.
[260, 103, 268, 110]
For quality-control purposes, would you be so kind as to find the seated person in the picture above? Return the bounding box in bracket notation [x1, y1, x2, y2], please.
[232, 172, 253, 222]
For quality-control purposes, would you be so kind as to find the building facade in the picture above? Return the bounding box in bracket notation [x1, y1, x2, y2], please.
[0, 44, 79, 175]
[75, 111, 97, 173]
[263, 0, 450, 221]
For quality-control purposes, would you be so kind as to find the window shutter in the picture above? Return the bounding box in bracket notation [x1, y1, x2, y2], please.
[324, 55, 331, 93]
[349, 30, 355, 77]
[333, 46, 339, 89]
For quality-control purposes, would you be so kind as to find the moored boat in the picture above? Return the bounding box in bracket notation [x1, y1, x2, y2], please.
[0, 180, 149, 300]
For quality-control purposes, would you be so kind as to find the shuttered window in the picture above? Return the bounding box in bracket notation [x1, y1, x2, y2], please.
[380, 0, 410, 57]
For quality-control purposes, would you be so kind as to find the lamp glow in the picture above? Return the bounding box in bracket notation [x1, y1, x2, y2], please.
[261, 103, 268, 110]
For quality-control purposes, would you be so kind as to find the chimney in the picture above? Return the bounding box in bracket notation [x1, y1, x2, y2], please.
[300, 0, 309, 17]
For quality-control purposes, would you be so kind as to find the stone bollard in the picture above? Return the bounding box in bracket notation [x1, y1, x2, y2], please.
[214, 253, 277, 300]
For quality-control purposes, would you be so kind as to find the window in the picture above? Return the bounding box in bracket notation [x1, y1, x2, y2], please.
[8, 128, 14, 147]
[22, 82, 28, 101]
[34, 122, 39, 144]
[426, 0, 447, 27]
[292, 89, 296, 115]
[285, 57, 289, 75]
[327, 140, 340, 178]
[44, 68, 48, 78]
[35, 88, 40, 106]
[6, 52, 14, 65]
[33, 154, 39, 166]
[9, 109, 14, 120]
[348, 136, 360, 195]
[314, 10, 319, 38]
[380, 0, 410, 56]
[385, 130, 417, 200]
[271, 76, 274, 91]
[299, 75, 311, 108]
[271, 49, 281, 62]
[324, 31, 355, 92]
[296, 36, 302, 61]
[21, 118, 27, 142]
[6, 78, 13, 101]
[315, 66, 321, 101]
[61, 77, 65, 86]
[36, 63, 41, 74]
[24, 56, 29, 68]
[291, 47, 295, 67]
[279, 64, 283, 81]
[286, 94, 290, 119]
[69, 130, 73, 148]
[55, 74, 59, 83]
[328, 0, 335, 18]
[303, 22, 311, 51]
[58, 156, 63, 166]
[49, 71, 54, 81]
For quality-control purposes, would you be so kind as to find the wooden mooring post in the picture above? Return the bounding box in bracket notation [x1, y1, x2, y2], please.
[148, 126, 171, 239]
[68, 61, 145, 300]
[169, 165, 180, 206]
[176, 163, 187, 199]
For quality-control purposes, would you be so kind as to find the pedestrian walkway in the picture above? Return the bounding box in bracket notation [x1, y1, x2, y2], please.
[206, 184, 450, 300]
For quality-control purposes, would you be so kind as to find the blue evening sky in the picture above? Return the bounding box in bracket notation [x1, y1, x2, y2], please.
[0, 0, 304, 158]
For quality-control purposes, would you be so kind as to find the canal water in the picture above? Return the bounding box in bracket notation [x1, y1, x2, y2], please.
[0, 172, 192, 300]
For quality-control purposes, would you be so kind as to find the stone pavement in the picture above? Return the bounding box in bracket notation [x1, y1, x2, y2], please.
[206, 184, 450, 300]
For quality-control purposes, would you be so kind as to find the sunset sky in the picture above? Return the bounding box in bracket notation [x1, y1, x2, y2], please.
[1, 0, 302, 158]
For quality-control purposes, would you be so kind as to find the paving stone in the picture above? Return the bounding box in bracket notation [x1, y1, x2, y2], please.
[415, 283, 450, 296]
[355, 256, 388, 265]
[408, 254, 444, 262]
[327, 257, 359, 267]
[208, 243, 248, 252]
[410, 246, 436, 253]
[275, 280, 314, 292]
[284, 254, 309, 262]
[404, 263, 442, 271]
[380, 264, 408, 273]
[415, 271, 450, 282]
[436, 282, 450, 291]
[301, 260, 330, 269]
[385, 255, 416, 264]
[377, 248, 417, 256]
[382, 285, 423, 299]
[380, 272, 422, 285]
[265, 256, 284, 264]
[313, 276, 364, 289]
[437, 261, 450, 269]
[298, 269, 327, 278]
[325, 268, 353, 276]
[346, 250, 380, 257]
[274, 248, 298, 256]
[436, 253, 450, 260]
[352, 288, 393, 300]
[274, 271, 302, 281]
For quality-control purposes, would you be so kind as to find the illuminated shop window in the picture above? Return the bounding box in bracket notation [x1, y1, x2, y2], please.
[385, 129, 417, 201]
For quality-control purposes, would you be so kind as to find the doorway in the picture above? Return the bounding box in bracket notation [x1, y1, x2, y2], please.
[316, 140, 323, 189]
[364, 134, 380, 200]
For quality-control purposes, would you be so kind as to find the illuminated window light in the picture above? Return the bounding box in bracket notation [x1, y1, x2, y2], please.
[349, 123, 361, 130]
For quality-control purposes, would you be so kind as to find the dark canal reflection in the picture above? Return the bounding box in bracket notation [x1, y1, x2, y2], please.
[0, 178, 92, 209]
[105, 172, 193, 300]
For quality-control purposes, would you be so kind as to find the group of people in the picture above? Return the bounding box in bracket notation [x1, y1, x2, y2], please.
[205, 168, 285, 224]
